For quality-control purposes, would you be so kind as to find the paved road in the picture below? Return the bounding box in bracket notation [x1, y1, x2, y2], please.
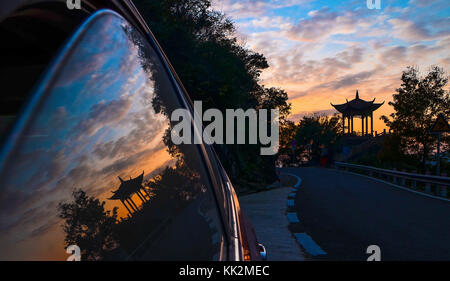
[284, 167, 450, 261]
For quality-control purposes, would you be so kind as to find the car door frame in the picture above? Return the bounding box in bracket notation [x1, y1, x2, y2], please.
[0, 5, 244, 261]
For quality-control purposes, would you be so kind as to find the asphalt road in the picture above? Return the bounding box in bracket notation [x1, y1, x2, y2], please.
[284, 167, 450, 261]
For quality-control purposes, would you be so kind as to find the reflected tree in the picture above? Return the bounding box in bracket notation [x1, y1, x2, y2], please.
[57, 189, 119, 261]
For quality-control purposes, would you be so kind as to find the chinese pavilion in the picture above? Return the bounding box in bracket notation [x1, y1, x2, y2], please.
[109, 171, 149, 215]
[331, 90, 384, 136]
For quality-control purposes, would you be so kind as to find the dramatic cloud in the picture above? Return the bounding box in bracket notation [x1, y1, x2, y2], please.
[211, 0, 450, 129]
[287, 8, 359, 42]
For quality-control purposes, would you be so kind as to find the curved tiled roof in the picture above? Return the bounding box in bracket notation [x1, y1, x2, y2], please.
[331, 90, 384, 115]
[109, 171, 145, 200]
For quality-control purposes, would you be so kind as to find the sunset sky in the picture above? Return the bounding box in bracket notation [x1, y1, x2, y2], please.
[212, 0, 450, 133]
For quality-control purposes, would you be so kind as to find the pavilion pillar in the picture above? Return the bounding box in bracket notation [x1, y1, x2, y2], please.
[126, 199, 136, 212]
[351, 116, 354, 134]
[121, 199, 133, 215]
[347, 117, 350, 134]
[349, 116, 352, 134]
[365, 115, 368, 135]
[361, 116, 364, 136]
[371, 112, 374, 136]
[127, 198, 138, 211]
[139, 190, 148, 201]
[342, 115, 345, 134]
[135, 191, 146, 203]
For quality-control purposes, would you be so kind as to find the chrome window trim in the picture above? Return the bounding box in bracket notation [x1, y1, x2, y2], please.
[125, 2, 241, 260]
[226, 182, 244, 261]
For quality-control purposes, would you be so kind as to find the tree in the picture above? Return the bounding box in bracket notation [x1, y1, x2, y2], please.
[278, 120, 297, 154]
[381, 66, 450, 169]
[295, 115, 342, 162]
[58, 189, 119, 261]
[377, 134, 406, 164]
[133, 0, 291, 189]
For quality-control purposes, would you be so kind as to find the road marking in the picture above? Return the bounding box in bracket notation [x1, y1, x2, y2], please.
[294, 233, 326, 256]
[287, 199, 295, 207]
[282, 172, 302, 188]
[287, 212, 300, 223]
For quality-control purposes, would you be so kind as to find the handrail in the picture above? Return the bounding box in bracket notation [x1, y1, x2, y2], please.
[335, 162, 449, 198]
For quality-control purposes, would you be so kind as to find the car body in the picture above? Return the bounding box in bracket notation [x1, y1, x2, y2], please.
[0, 0, 264, 261]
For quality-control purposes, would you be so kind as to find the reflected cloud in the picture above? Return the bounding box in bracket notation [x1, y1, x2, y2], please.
[0, 13, 221, 260]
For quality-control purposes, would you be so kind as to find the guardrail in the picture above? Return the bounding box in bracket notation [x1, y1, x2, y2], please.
[335, 162, 450, 198]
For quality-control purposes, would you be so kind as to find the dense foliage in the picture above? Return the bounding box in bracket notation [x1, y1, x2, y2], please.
[58, 189, 119, 260]
[293, 115, 342, 163]
[133, 0, 291, 190]
[381, 66, 450, 170]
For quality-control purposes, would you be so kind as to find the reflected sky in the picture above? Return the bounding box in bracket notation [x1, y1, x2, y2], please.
[0, 14, 175, 260]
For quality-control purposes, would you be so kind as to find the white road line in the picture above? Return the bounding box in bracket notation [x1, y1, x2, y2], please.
[294, 233, 326, 256]
[283, 173, 302, 188]
[287, 212, 300, 223]
[287, 199, 295, 207]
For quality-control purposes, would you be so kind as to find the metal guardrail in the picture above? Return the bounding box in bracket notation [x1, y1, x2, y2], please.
[335, 162, 450, 198]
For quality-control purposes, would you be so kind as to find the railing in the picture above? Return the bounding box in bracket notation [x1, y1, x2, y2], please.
[335, 162, 450, 199]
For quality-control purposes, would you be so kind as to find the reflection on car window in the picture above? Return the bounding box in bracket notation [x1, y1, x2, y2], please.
[0, 11, 226, 261]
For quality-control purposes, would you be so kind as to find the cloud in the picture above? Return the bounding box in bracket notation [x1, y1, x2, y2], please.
[388, 18, 450, 42]
[289, 108, 338, 121]
[212, 0, 312, 19]
[260, 44, 368, 89]
[378, 45, 407, 64]
[409, 0, 440, 7]
[323, 69, 378, 90]
[71, 97, 132, 138]
[286, 7, 366, 42]
[92, 109, 167, 160]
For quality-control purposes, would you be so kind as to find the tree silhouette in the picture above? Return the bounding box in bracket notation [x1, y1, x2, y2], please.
[58, 189, 119, 261]
[133, 0, 291, 190]
[381, 66, 450, 169]
[295, 115, 342, 163]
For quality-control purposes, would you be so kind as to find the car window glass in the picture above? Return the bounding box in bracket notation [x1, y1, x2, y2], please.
[0, 11, 227, 261]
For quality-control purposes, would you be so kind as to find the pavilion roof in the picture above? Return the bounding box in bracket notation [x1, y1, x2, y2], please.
[331, 90, 384, 115]
[109, 171, 144, 200]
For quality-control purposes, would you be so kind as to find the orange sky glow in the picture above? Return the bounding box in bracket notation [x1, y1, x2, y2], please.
[212, 0, 450, 134]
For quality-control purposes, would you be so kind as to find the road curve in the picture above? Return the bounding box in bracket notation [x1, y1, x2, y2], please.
[283, 167, 450, 261]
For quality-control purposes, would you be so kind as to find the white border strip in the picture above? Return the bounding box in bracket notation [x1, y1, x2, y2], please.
[287, 212, 300, 223]
[284, 173, 302, 188]
[287, 199, 295, 207]
[294, 233, 327, 256]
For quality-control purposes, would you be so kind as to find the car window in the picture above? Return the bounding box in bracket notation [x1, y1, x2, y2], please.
[0, 10, 227, 261]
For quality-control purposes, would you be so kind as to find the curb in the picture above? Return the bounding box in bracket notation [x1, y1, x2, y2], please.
[283, 172, 327, 258]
